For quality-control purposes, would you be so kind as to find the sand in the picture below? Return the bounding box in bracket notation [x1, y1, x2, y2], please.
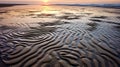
[0, 5, 120, 67]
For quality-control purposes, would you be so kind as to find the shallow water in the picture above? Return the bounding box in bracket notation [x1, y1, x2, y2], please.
[0, 5, 120, 67]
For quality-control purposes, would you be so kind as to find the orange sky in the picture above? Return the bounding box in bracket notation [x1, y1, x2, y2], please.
[0, 0, 120, 4]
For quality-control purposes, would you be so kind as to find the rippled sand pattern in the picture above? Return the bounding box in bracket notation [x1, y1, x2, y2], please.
[0, 5, 120, 67]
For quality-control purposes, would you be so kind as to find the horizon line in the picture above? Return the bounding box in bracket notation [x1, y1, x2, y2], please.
[0, 1, 120, 4]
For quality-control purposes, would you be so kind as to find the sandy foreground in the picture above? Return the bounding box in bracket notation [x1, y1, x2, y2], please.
[0, 5, 120, 67]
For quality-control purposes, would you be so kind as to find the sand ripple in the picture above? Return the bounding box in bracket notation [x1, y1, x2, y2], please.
[0, 5, 120, 67]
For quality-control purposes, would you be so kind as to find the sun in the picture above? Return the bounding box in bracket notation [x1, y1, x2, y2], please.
[42, 0, 49, 3]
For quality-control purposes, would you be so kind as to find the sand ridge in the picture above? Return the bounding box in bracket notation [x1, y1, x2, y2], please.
[0, 5, 120, 67]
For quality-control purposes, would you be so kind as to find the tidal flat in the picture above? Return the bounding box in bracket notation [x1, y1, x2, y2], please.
[0, 5, 120, 67]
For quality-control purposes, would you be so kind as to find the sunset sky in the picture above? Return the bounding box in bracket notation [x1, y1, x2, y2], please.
[0, 0, 120, 4]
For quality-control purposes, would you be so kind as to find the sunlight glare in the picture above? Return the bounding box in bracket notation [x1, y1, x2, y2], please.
[42, 0, 49, 3]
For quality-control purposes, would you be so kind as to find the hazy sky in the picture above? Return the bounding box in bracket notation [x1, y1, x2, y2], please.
[0, 0, 120, 4]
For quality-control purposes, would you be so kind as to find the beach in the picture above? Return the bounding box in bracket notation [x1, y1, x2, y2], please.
[0, 5, 120, 67]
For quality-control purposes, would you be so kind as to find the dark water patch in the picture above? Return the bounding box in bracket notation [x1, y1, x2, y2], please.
[37, 13, 55, 18]
[0, 17, 4, 19]
[104, 10, 120, 14]
[63, 12, 73, 15]
[86, 22, 98, 26]
[38, 21, 70, 26]
[66, 16, 79, 20]
[58, 15, 69, 19]
[86, 22, 99, 31]
[28, 13, 55, 18]
[0, 25, 16, 30]
[117, 16, 120, 19]
[91, 16, 107, 19]
[31, 16, 38, 18]
[28, 10, 41, 13]
[0, 11, 8, 14]
[84, 13, 93, 15]
[113, 25, 120, 31]
[114, 25, 120, 29]
[104, 21, 120, 25]
[57, 15, 79, 20]
[90, 19, 102, 22]
[90, 19, 120, 25]
[0, 17, 4, 21]
[26, 14, 36, 18]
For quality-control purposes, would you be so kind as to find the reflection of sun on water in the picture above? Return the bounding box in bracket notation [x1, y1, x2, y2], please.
[33, 6, 59, 17]
[41, 6, 59, 14]
[42, 0, 49, 5]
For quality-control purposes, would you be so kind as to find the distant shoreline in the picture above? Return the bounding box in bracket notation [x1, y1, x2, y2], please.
[54, 4, 120, 9]
[0, 4, 28, 7]
[0, 3, 120, 9]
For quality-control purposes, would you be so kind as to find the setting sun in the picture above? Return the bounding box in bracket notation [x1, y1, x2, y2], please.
[42, 0, 49, 3]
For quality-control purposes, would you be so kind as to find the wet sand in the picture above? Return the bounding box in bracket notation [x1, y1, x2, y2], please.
[0, 5, 120, 67]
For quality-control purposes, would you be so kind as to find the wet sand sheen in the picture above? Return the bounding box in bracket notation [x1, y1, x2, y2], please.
[0, 5, 120, 67]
